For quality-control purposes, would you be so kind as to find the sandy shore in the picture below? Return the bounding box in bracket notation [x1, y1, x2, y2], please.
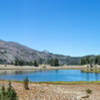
[0, 64, 86, 72]
[0, 80, 100, 100]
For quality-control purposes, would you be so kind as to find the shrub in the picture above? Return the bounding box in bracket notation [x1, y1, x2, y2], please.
[24, 77, 29, 90]
[86, 89, 92, 94]
[0, 81, 18, 100]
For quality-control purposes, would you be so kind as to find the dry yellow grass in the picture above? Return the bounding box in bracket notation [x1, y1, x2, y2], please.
[0, 80, 100, 100]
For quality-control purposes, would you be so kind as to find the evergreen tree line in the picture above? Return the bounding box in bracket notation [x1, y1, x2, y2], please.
[81, 56, 100, 65]
[12, 57, 60, 66]
[0, 81, 17, 100]
[13, 58, 39, 66]
[46, 58, 59, 66]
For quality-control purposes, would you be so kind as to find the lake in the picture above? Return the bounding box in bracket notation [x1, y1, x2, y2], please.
[0, 69, 100, 82]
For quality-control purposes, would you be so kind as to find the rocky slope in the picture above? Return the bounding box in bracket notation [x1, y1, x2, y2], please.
[0, 40, 81, 65]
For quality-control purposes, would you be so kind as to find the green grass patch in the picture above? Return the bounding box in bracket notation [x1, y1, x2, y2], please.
[33, 81, 100, 85]
[1, 80, 100, 85]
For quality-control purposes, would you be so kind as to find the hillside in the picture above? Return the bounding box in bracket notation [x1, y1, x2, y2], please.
[0, 40, 81, 65]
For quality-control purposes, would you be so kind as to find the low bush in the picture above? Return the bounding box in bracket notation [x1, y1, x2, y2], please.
[0, 81, 18, 100]
[86, 89, 92, 94]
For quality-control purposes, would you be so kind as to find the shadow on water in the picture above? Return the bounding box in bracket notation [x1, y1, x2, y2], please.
[81, 71, 100, 81]
[94, 73, 99, 81]
[86, 73, 90, 81]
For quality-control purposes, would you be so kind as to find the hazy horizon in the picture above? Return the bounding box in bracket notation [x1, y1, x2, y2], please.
[0, 0, 100, 56]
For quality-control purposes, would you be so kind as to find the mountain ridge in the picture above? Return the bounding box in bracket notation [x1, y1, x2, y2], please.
[0, 40, 81, 65]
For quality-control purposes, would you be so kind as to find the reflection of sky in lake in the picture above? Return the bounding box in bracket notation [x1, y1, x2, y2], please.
[0, 70, 100, 82]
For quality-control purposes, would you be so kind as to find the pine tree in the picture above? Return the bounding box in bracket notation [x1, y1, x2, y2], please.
[54, 58, 59, 66]
[33, 60, 38, 67]
[7, 81, 18, 100]
[0, 85, 6, 100]
[95, 56, 100, 65]
[81, 58, 85, 65]
[38, 58, 43, 65]
[24, 77, 29, 90]
[0, 81, 18, 100]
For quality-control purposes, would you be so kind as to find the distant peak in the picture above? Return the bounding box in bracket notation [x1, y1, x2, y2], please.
[0, 40, 5, 42]
[42, 50, 50, 54]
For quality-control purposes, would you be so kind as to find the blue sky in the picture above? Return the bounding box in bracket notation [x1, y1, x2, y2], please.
[0, 0, 100, 56]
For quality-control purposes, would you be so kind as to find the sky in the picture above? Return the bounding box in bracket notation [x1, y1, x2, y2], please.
[0, 0, 100, 56]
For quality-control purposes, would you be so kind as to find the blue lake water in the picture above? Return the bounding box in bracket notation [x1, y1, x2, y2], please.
[0, 70, 100, 82]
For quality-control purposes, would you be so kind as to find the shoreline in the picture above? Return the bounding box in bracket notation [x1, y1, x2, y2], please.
[81, 68, 100, 73]
[1, 79, 100, 84]
[0, 64, 86, 74]
[0, 64, 86, 70]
